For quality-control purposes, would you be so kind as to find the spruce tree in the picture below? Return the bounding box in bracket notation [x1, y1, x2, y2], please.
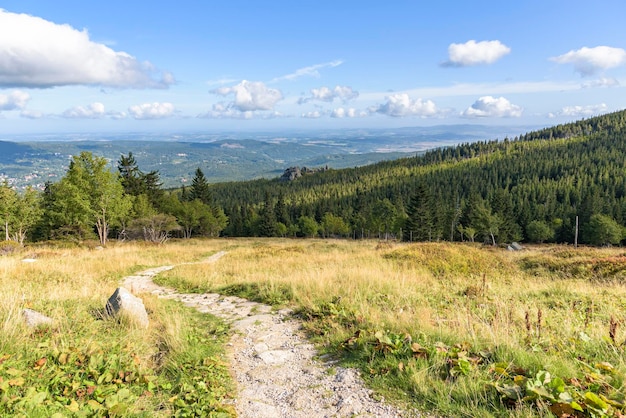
[258, 193, 277, 237]
[403, 182, 434, 241]
[189, 168, 213, 205]
[117, 152, 144, 196]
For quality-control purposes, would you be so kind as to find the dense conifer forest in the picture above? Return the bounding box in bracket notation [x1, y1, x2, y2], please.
[211, 109, 626, 245]
[2, 110, 626, 246]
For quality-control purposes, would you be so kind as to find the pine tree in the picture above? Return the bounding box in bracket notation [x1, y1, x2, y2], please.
[403, 182, 434, 241]
[118, 152, 144, 195]
[189, 168, 213, 205]
[258, 193, 277, 237]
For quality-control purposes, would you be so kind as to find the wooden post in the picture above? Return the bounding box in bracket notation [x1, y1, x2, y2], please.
[574, 215, 579, 248]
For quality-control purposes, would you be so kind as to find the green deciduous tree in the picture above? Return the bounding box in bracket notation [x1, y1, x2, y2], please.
[586, 214, 624, 246]
[298, 215, 319, 238]
[526, 220, 555, 243]
[369, 199, 397, 240]
[55, 152, 132, 245]
[0, 184, 42, 245]
[0, 182, 17, 241]
[321, 212, 350, 238]
[13, 187, 43, 245]
[471, 201, 502, 246]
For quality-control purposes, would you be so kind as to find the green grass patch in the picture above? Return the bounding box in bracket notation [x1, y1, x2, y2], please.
[0, 300, 234, 417]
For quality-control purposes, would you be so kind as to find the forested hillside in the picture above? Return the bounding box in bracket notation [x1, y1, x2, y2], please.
[211, 110, 626, 245]
[1, 110, 626, 246]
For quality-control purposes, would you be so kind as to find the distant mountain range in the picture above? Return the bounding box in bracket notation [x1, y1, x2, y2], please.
[0, 124, 538, 189]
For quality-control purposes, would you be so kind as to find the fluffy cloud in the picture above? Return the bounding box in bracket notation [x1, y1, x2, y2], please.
[128, 102, 175, 119]
[0, 90, 29, 111]
[443, 40, 511, 67]
[301, 111, 322, 119]
[20, 109, 44, 119]
[551, 46, 626, 76]
[211, 80, 282, 112]
[548, 103, 608, 118]
[298, 85, 359, 104]
[582, 77, 620, 88]
[198, 102, 284, 120]
[62, 102, 105, 119]
[199, 104, 253, 119]
[108, 111, 128, 120]
[374, 94, 440, 117]
[0, 9, 174, 88]
[330, 107, 367, 118]
[462, 96, 523, 118]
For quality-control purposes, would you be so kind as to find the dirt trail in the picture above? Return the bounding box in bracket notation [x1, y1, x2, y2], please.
[121, 251, 415, 417]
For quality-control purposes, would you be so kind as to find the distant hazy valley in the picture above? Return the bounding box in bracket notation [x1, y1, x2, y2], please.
[0, 125, 532, 189]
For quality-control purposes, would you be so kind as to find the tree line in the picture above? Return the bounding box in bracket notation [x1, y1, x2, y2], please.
[211, 109, 626, 246]
[2, 109, 626, 246]
[0, 152, 227, 246]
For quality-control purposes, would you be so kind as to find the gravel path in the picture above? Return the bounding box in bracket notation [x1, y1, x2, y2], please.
[121, 251, 415, 417]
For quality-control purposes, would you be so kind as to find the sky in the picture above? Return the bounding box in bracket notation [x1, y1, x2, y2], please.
[1, 0, 625, 134]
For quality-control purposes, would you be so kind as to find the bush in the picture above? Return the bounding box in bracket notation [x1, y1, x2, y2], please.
[586, 214, 624, 246]
[0, 240, 22, 255]
[526, 220, 555, 243]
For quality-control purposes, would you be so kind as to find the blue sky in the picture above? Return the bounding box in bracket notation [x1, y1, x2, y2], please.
[1, 0, 625, 134]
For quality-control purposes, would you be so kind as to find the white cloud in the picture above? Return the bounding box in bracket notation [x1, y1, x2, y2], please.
[62, 102, 105, 119]
[551, 46, 626, 76]
[374, 93, 440, 117]
[211, 80, 282, 112]
[462, 96, 523, 118]
[582, 77, 620, 88]
[0, 9, 174, 88]
[0, 90, 29, 111]
[330, 107, 368, 118]
[298, 85, 359, 104]
[198, 103, 285, 120]
[443, 40, 511, 67]
[128, 102, 175, 119]
[548, 103, 608, 118]
[197, 103, 256, 119]
[271, 60, 343, 82]
[331, 108, 355, 118]
[301, 111, 322, 119]
[108, 111, 127, 120]
[20, 109, 44, 119]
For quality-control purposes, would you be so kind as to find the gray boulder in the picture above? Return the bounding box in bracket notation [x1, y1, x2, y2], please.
[23, 308, 54, 328]
[280, 166, 302, 181]
[105, 287, 149, 328]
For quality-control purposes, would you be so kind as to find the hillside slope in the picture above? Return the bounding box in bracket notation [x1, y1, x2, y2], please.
[211, 110, 626, 244]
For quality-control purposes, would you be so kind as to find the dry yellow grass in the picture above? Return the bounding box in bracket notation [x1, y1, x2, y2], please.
[0, 240, 222, 348]
[157, 239, 626, 415]
[5, 238, 626, 416]
[159, 239, 626, 353]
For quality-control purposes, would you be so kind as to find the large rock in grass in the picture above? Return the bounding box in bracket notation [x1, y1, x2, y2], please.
[105, 287, 149, 328]
[22, 308, 54, 328]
